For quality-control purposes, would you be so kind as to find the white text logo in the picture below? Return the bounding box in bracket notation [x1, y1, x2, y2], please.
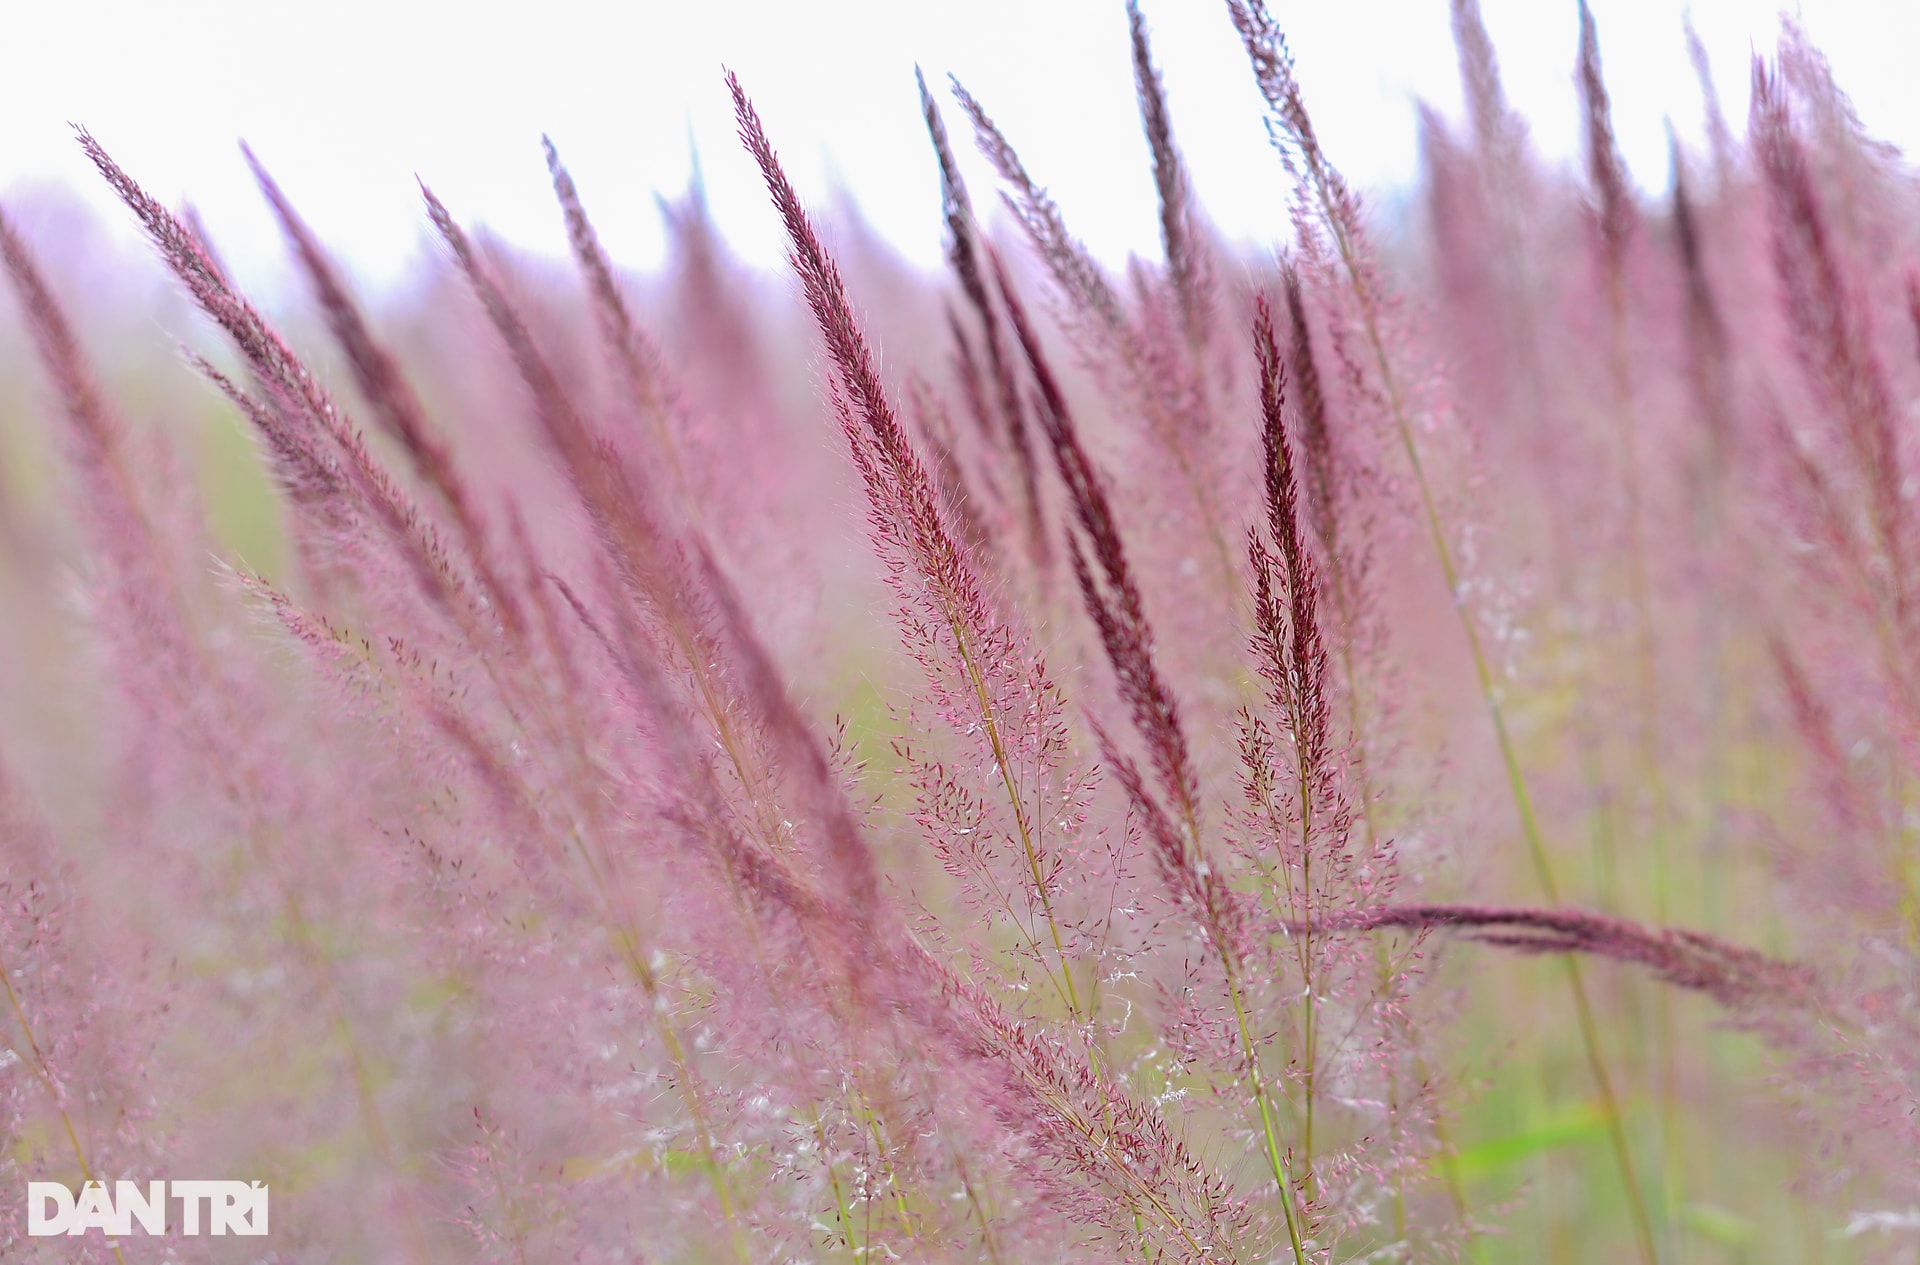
[27, 1181, 269, 1237]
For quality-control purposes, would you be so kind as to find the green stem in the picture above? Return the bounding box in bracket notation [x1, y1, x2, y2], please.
[0, 951, 128, 1265]
[805, 1101, 861, 1259]
[1310, 182, 1660, 1264]
[1223, 955, 1310, 1264]
[948, 613, 1081, 1018]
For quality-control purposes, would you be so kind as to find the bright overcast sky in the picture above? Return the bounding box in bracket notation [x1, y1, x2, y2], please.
[0, 1, 1910, 296]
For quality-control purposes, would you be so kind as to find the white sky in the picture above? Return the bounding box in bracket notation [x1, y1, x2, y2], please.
[0, 1, 1911, 297]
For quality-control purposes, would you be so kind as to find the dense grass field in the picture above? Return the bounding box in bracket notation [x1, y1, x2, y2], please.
[0, 1, 1914, 1261]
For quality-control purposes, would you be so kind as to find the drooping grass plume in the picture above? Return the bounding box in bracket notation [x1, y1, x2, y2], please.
[1308, 904, 1818, 1017]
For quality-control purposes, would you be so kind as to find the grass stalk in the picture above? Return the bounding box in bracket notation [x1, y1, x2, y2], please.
[1223, 951, 1310, 1263]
